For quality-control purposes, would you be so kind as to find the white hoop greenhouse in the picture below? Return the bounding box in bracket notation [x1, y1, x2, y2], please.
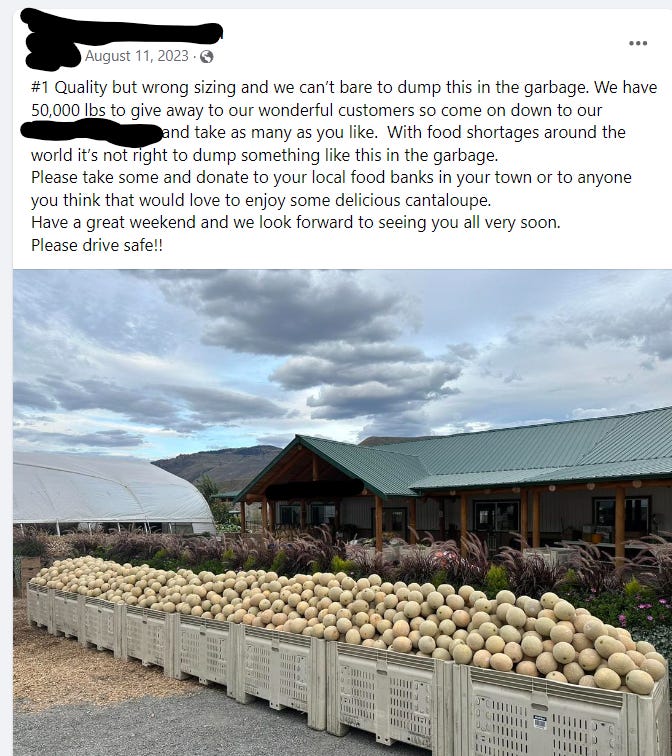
[13, 452, 216, 535]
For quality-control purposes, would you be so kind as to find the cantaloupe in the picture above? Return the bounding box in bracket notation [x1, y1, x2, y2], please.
[625, 669, 655, 695]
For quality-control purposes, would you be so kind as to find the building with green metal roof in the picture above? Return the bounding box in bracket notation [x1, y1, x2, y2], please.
[235, 406, 672, 558]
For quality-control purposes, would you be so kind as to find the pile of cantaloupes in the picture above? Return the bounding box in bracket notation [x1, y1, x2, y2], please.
[31, 557, 667, 695]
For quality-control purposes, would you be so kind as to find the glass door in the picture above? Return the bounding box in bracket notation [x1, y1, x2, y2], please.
[370, 507, 407, 539]
[473, 500, 520, 549]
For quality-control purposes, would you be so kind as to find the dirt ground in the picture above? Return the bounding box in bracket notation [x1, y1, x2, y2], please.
[13, 598, 201, 712]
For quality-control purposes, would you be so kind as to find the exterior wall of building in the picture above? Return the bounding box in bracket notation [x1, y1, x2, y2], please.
[339, 496, 374, 530]
[330, 485, 672, 542]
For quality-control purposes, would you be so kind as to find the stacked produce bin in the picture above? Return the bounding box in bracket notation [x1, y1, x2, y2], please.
[25, 582, 671, 755]
[172, 613, 235, 691]
[326, 642, 451, 753]
[234, 624, 327, 731]
[452, 665, 670, 756]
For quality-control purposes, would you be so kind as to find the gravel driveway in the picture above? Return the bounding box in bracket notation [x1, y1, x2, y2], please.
[14, 688, 423, 756]
[13, 599, 422, 755]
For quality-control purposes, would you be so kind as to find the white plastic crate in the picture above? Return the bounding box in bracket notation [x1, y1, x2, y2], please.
[235, 624, 327, 731]
[26, 583, 52, 631]
[172, 614, 235, 691]
[52, 591, 84, 639]
[121, 605, 173, 675]
[524, 546, 574, 567]
[452, 664, 670, 756]
[81, 597, 121, 654]
[326, 643, 450, 753]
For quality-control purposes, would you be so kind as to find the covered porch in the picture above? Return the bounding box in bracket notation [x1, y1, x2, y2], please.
[238, 475, 671, 565]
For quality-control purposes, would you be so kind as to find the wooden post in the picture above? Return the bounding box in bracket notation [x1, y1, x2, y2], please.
[520, 489, 528, 550]
[239, 501, 246, 534]
[300, 499, 307, 529]
[460, 493, 468, 557]
[532, 490, 541, 548]
[409, 498, 417, 544]
[268, 499, 276, 531]
[615, 486, 626, 568]
[334, 499, 341, 531]
[439, 498, 446, 540]
[375, 495, 383, 553]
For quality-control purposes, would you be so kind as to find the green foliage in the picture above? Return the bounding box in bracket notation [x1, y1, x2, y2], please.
[431, 569, 448, 588]
[209, 496, 241, 532]
[560, 585, 672, 630]
[331, 556, 356, 575]
[624, 577, 653, 600]
[195, 474, 219, 503]
[148, 549, 182, 572]
[243, 555, 257, 571]
[194, 558, 225, 575]
[484, 565, 509, 596]
[221, 548, 235, 570]
[270, 550, 287, 575]
[217, 515, 241, 533]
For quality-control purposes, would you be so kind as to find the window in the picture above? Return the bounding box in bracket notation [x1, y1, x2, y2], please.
[311, 503, 335, 525]
[279, 503, 301, 526]
[370, 508, 407, 536]
[473, 500, 520, 532]
[593, 497, 650, 532]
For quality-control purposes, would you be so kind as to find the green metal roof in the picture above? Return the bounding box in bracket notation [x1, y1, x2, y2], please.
[371, 415, 623, 473]
[236, 407, 672, 500]
[298, 435, 428, 498]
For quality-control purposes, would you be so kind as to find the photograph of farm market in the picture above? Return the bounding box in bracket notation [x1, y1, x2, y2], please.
[13, 270, 672, 755]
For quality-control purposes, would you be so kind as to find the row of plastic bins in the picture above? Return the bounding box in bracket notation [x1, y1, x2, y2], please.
[26, 585, 670, 755]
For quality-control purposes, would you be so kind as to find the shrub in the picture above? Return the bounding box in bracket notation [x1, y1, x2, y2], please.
[484, 564, 510, 596]
[629, 532, 672, 596]
[270, 550, 287, 575]
[331, 555, 356, 575]
[433, 534, 491, 588]
[396, 545, 443, 585]
[563, 543, 625, 594]
[347, 546, 395, 582]
[497, 547, 566, 598]
[13, 527, 50, 558]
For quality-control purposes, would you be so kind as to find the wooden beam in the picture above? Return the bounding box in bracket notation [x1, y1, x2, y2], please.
[532, 490, 541, 548]
[615, 486, 626, 568]
[417, 478, 672, 499]
[520, 489, 528, 550]
[251, 446, 305, 493]
[312, 454, 319, 481]
[268, 499, 276, 531]
[375, 495, 383, 553]
[460, 493, 468, 557]
[334, 499, 341, 531]
[439, 498, 446, 540]
[409, 498, 417, 544]
[261, 495, 268, 531]
[239, 500, 246, 534]
[300, 499, 307, 529]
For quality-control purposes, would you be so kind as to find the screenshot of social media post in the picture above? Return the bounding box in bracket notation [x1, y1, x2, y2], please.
[8, 6, 672, 756]
[13, 7, 671, 268]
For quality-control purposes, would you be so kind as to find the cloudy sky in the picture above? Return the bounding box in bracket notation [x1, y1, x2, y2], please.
[12, 269, 672, 460]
